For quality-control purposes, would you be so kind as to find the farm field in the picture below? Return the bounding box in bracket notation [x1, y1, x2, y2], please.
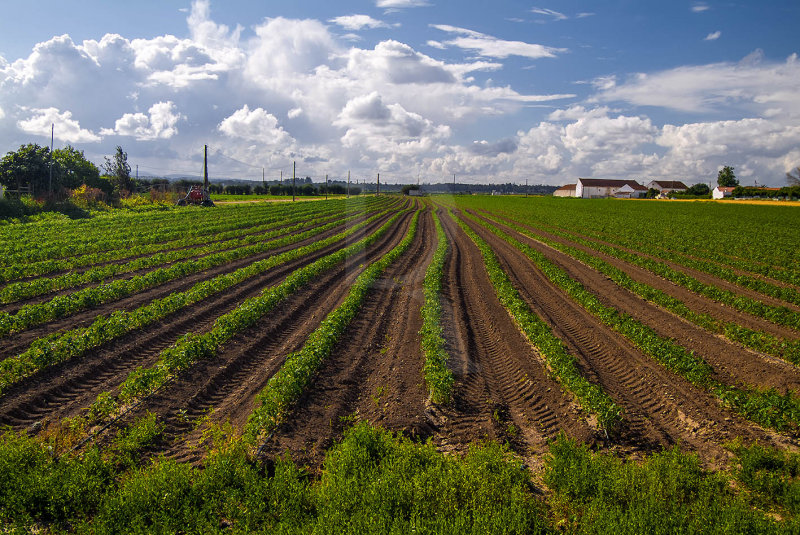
[2, 195, 800, 532]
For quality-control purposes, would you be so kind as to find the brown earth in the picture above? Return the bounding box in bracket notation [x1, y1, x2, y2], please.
[0, 209, 401, 430]
[457, 208, 791, 468]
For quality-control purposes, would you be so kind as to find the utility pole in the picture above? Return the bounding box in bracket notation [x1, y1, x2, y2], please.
[347, 170, 350, 198]
[377, 173, 380, 196]
[136, 164, 139, 182]
[325, 174, 328, 200]
[292, 161, 296, 202]
[48, 123, 54, 197]
[453, 173, 456, 194]
[262, 167, 265, 190]
[203, 145, 209, 191]
[525, 178, 528, 197]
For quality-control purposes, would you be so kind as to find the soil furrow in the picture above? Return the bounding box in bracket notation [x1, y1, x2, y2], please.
[91, 209, 416, 464]
[0, 210, 390, 361]
[256, 209, 434, 469]
[463, 213, 786, 467]
[0, 213, 397, 430]
[429, 211, 594, 466]
[480, 214, 800, 395]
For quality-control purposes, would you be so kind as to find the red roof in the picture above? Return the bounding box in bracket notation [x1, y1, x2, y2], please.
[578, 178, 647, 191]
[716, 186, 736, 192]
[555, 184, 576, 191]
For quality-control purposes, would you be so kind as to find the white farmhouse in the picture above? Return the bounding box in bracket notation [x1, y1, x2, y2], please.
[575, 178, 647, 199]
[712, 186, 736, 199]
[645, 180, 688, 195]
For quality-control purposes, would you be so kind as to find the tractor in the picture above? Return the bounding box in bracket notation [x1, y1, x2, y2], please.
[177, 184, 214, 206]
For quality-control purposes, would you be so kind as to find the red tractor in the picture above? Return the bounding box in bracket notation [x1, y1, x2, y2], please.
[176, 185, 214, 206]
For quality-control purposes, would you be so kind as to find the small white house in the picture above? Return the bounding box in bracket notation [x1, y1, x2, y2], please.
[712, 186, 736, 199]
[575, 178, 647, 199]
[553, 184, 577, 197]
[646, 180, 688, 195]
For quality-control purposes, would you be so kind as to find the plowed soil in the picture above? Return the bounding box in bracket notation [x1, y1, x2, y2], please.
[3, 198, 797, 474]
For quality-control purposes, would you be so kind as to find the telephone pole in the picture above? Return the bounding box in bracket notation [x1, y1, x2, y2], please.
[325, 174, 328, 200]
[347, 170, 350, 198]
[525, 178, 528, 197]
[292, 161, 296, 202]
[48, 123, 54, 196]
[377, 173, 380, 196]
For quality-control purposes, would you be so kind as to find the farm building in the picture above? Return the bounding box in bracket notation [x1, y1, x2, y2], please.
[645, 180, 688, 194]
[712, 186, 736, 199]
[553, 184, 577, 197]
[575, 178, 647, 199]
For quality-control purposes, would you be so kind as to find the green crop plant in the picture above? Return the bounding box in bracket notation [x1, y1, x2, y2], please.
[419, 208, 454, 404]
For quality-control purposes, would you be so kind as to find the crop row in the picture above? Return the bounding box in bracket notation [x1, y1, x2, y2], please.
[0, 200, 352, 282]
[449, 208, 622, 432]
[547, 225, 800, 331]
[484, 212, 800, 364]
[554, 225, 800, 307]
[83, 208, 412, 427]
[468, 211, 800, 432]
[246, 209, 421, 440]
[0, 206, 398, 398]
[0, 201, 296, 264]
[0, 202, 396, 339]
[0, 208, 345, 304]
[419, 207, 454, 405]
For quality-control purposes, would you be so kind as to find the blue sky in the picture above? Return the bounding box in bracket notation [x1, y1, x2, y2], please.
[0, 0, 798, 185]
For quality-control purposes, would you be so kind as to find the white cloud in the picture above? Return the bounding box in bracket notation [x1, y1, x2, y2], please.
[0, 106, 4, 120]
[18, 107, 101, 143]
[595, 52, 800, 117]
[432, 24, 567, 59]
[531, 7, 568, 21]
[375, 0, 429, 8]
[218, 105, 294, 147]
[288, 107, 304, 119]
[704, 31, 721, 41]
[105, 101, 183, 140]
[329, 15, 395, 31]
[692, 3, 710, 12]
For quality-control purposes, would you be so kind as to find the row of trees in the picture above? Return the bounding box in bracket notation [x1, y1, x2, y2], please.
[0, 144, 134, 198]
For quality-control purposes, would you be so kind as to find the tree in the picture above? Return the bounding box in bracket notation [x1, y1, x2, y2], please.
[103, 146, 132, 195]
[0, 144, 51, 195]
[787, 166, 800, 186]
[717, 166, 739, 187]
[687, 183, 710, 196]
[52, 145, 100, 190]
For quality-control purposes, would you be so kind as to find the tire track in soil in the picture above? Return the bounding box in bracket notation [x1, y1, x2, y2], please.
[252, 208, 435, 470]
[428, 210, 595, 469]
[95, 209, 417, 465]
[0, 207, 396, 362]
[0, 212, 399, 431]
[495, 218, 800, 343]
[461, 212, 790, 468]
[476, 212, 800, 396]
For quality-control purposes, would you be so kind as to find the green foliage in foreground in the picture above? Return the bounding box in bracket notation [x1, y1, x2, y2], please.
[545, 434, 791, 534]
[419, 208, 454, 404]
[0, 422, 547, 534]
[730, 441, 800, 517]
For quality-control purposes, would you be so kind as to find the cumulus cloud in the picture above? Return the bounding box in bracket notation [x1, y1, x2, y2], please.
[704, 31, 721, 41]
[18, 107, 101, 143]
[104, 101, 183, 140]
[218, 105, 294, 147]
[376, 0, 429, 8]
[329, 15, 395, 31]
[431, 24, 567, 59]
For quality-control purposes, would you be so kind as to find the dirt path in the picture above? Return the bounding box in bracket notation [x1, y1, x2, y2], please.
[460, 210, 789, 468]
